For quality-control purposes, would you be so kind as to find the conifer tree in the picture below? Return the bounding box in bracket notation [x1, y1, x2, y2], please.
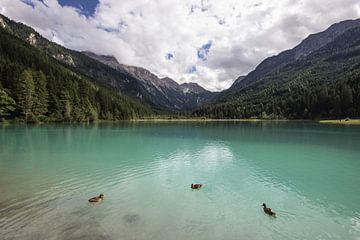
[0, 88, 16, 119]
[15, 70, 35, 122]
[33, 71, 48, 119]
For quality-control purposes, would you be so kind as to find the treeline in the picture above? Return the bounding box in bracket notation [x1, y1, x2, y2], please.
[194, 69, 360, 120]
[0, 29, 152, 122]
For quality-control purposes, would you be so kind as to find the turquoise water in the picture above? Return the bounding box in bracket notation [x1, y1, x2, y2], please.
[0, 122, 360, 240]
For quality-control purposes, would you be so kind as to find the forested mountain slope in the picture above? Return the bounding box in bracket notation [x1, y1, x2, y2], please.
[194, 26, 360, 119]
[227, 19, 360, 93]
[0, 27, 152, 122]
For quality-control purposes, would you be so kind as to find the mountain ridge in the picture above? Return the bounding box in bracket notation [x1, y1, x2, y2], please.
[195, 24, 360, 119]
[82, 51, 217, 110]
[227, 18, 360, 94]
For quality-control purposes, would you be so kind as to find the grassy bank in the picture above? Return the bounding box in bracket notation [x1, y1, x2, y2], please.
[319, 119, 360, 125]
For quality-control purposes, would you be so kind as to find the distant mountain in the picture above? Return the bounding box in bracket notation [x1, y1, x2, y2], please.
[180, 82, 208, 94]
[0, 14, 215, 111]
[0, 15, 152, 122]
[195, 20, 360, 119]
[227, 19, 360, 94]
[83, 51, 217, 110]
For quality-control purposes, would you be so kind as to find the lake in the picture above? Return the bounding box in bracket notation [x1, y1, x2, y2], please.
[1, 121, 360, 240]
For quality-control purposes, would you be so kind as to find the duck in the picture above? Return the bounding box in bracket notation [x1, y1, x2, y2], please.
[88, 194, 104, 203]
[262, 203, 276, 216]
[191, 183, 203, 189]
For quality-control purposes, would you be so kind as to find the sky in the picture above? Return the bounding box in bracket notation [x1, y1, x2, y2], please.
[1, 0, 360, 91]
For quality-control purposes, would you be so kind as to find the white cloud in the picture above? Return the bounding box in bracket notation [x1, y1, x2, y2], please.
[0, 0, 359, 91]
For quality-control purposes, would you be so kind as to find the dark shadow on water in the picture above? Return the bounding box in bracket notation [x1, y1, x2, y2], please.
[123, 213, 140, 224]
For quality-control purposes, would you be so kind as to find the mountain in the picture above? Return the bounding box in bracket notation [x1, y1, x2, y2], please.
[0, 14, 215, 111]
[83, 51, 217, 110]
[195, 21, 360, 119]
[0, 14, 152, 122]
[227, 19, 360, 93]
[2, 12, 359, 121]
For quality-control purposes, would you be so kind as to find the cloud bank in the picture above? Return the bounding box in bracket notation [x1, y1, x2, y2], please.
[1, 0, 360, 91]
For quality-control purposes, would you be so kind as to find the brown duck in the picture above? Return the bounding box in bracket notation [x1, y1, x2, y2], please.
[191, 184, 203, 189]
[88, 194, 104, 203]
[262, 203, 276, 216]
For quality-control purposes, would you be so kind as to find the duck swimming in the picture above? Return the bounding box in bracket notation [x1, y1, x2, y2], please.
[88, 194, 104, 203]
[191, 184, 203, 189]
[262, 203, 276, 216]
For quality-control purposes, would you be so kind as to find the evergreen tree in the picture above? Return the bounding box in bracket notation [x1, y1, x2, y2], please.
[82, 97, 98, 122]
[59, 90, 72, 122]
[15, 70, 35, 122]
[33, 71, 48, 119]
[0, 88, 16, 119]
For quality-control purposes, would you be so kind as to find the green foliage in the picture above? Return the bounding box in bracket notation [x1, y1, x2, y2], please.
[0, 88, 15, 119]
[195, 72, 360, 119]
[32, 71, 48, 120]
[15, 69, 35, 122]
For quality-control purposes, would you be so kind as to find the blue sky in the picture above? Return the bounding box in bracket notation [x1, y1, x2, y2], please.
[58, 0, 99, 16]
[197, 41, 212, 61]
[166, 53, 174, 60]
[20, 0, 35, 8]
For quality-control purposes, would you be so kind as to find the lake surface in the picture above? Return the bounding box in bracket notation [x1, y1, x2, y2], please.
[0, 121, 360, 240]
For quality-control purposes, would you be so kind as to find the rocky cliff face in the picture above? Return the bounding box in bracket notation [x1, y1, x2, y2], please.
[0, 17, 6, 29]
[26, 33, 36, 46]
[83, 51, 217, 110]
[52, 53, 75, 66]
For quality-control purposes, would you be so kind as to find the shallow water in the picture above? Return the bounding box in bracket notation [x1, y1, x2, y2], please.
[0, 121, 360, 240]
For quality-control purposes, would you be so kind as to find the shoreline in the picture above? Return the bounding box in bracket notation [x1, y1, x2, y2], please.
[2, 118, 360, 125]
[133, 118, 360, 125]
[318, 119, 360, 125]
[132, 118, 292, 122]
